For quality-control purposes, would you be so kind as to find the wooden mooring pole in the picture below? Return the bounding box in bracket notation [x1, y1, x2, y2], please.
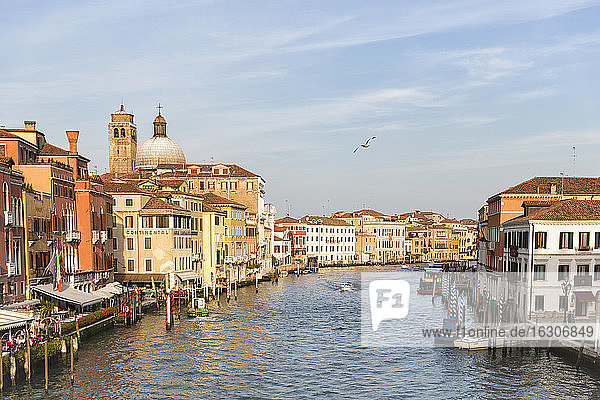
[25, 327, 31, 382]
[70, 337, 74, 384]
[0, 347, 3, 390]
[44, 327, 48, 392]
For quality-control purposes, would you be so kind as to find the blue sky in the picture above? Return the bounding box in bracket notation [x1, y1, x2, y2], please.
[1, 1, 600, 219]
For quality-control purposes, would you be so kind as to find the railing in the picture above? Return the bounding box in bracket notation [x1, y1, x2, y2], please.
[4, 210, 13, 226]
[66, 230, 81, 242]
[6, 262, 15, 276]
[92, 230, 100, 243]
[574, 275, 592, 287]
[100, 230, 108, 243]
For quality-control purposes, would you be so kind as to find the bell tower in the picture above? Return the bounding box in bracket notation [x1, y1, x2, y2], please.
[108, 104, 137, 174]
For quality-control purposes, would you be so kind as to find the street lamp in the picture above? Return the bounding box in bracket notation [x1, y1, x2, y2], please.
[561, 281, 572, 323]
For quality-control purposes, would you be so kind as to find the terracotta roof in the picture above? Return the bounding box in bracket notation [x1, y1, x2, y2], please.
[39, 143, 69, 156]
[103, 181, 149, 194]
[274, 226, 287, 232]
[505, 199, 600, 224]
[521, 200, 558, 207]
[0, 129, 20, 139]
[499, 177, 600, 196]
[142, 197, 188, 212]
[201, 192, 246, 208]
[185, 164, 260, 178]
[200, 202, 224, 214]
[459, 218, 478, 225]
[157, 178, 185, 188]
[440, 218, 460, 224]
[299, 215, 352, 227]
[275, 217, 299, 224]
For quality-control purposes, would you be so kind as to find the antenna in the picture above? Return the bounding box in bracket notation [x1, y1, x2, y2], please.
[572, 146, 576, 176]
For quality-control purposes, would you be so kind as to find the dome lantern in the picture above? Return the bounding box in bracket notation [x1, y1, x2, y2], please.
[135, 105, 186, 168]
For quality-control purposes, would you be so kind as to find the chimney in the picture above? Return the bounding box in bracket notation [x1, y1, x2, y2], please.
[24, 121, 36, 131]
[66, 131, 79, 154]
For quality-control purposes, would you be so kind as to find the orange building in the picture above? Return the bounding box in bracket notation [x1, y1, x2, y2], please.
[37, 132, 114, 290]
[0, 157, 26, 302]
[479, 177, 600, 272]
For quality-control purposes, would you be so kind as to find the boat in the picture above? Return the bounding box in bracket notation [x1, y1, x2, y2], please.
[340, 282, 355, 292]
[417, 268, 443, 295]
[302, 269, 312, 274]
[454, 336, 502, 351]
[399, 264, 411, 271]
[433, 318, 457, 346]
[280, 270, 288, 277]
[187, 297, 208, 318]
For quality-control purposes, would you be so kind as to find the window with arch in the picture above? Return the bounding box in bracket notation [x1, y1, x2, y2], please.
[121, 128, 126, 137]
[3, 183, 8, 212]
[113, 128, 119, 138]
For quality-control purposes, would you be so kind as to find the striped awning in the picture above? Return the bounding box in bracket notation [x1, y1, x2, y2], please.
[0, 310, 34, 331]
[574, 291, 596, 302]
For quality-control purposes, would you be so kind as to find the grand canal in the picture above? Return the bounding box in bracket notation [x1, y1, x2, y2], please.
[6, 267, 600, 399]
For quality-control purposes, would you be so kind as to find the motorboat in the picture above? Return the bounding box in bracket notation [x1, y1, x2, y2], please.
[340, 282, 355, 292]
[187, 297, 208, 318]
[417, 268, 443, 295]
[280, 270, 288, 277]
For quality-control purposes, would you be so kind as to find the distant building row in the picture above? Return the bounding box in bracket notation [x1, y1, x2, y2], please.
[274, 209, 478, 266]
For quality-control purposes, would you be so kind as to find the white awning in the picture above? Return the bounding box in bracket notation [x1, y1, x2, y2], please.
[32, 283, 104, 308]
[0, 310, 34, 331]
[175, 271, 200, 281]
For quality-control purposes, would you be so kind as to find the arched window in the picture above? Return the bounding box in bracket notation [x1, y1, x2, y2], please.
[121, 128, 126, 137]
[3, 183, 8, 212]
[113, 128, 118, 138]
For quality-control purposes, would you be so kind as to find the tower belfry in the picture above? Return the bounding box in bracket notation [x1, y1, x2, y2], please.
[108, 104, 137, 175]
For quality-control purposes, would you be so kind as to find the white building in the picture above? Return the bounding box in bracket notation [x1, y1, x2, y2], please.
[301, 216, 355, 264]
[276, 216, 355, 265]
[503, 199, 600, 322]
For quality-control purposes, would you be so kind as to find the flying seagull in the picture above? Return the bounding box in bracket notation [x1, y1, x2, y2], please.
[353, 136, 376, 153]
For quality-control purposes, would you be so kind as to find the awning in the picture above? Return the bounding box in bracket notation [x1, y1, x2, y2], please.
[32, 283, 104, 308]
[2, 299, 41, 310]
[115, 273, 165, 283]
[0, 310, 34, 331]
[175, 271, 201, 281]
[92, 282, 126, 299]
[574, 291, 596, 302]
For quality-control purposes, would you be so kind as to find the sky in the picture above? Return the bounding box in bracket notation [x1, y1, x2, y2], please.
[1, 1, 600, 219]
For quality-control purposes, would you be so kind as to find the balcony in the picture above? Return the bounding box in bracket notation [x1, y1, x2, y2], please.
[578, 246, 591, 252]
[3, 211, 13, 226]
[66, 230, 81, 242]
[6, 262, 15, 276]
[100, 230, 108, 243]
[192, 254, 200, 262]
[574, 275, 592, 287]
[92, 230, 100, 243]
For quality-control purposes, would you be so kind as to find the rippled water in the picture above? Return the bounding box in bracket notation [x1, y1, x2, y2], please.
[6, 266, 600, 399]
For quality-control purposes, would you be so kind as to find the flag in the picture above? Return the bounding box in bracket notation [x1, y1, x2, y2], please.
[47, 252, 57, 289]
[58, 252, 65, 292]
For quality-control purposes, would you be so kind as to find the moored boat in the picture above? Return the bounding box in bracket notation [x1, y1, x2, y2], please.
[340, 282, 355, 292]
[188, 297, 208, 318]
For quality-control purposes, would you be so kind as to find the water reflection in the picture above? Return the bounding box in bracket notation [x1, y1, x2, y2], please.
[3, 266, 600, 399]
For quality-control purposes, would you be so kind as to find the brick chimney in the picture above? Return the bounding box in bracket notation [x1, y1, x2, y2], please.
[24, 121, 36, 131]
[66, 131, 79, 154]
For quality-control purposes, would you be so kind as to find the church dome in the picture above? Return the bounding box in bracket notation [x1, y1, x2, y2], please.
[136, 110, 186, 168]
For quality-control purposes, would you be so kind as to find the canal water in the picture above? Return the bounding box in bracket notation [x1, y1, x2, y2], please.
[6, 266, 600, 399]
